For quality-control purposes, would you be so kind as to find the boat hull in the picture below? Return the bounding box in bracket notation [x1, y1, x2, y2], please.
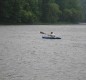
[42, 36, 61, 39]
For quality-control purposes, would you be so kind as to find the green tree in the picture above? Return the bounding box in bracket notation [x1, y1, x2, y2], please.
[80, 0, 86, 22]
[46, 3, 61, 23]
[56, 0, 83, 23]
[63, 8, 82, 23]
[41, 0, 61, 23]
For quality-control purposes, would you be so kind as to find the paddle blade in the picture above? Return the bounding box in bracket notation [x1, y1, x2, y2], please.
[40, 31, 45, 34]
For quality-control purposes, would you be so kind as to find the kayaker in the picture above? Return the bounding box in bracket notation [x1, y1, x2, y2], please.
[49, 32, 55, 37]
[40, 31, 55, 37]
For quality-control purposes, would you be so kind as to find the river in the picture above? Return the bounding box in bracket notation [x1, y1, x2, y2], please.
[0, 25, 86, 80]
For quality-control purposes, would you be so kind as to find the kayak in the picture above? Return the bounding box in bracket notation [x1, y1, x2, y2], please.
[40, 31, 61, 39]
[42, 36, 61, 39]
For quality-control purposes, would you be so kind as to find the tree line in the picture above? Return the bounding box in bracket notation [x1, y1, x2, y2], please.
[80, 0, 86, 22]
[0, 0, 85, 24]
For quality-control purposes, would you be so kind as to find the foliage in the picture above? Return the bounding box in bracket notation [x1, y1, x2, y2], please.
[0, 0, 84, 24]
[80, 0, 86, 22]
[63, 8, 83, 23]
[46, 3, 61, 23]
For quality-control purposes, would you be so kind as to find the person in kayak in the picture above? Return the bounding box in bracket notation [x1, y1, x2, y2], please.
[49, 32, 55, 37]
[40, 31, 55, 38]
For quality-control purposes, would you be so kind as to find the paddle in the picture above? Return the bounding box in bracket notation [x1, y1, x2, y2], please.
[40, 31, 52, 36]
[40, 31, 56, 38]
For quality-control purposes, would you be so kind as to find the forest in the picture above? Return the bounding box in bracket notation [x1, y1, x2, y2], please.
[0, 0, 86, 24]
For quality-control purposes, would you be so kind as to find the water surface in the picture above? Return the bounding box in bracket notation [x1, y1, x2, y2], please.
[0, 25, 86, 80]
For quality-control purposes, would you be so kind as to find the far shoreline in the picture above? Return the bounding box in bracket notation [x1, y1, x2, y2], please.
[0, 22, 86, 26]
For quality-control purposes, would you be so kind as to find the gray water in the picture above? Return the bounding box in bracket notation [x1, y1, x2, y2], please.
[0, 25, 86, 80]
